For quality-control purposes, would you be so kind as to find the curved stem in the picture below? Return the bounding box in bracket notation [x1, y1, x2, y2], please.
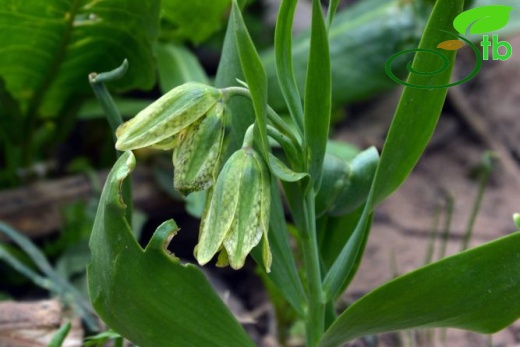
[266, 125, 300, 166]
[222, 86, 302, 148]
[89, 59, 132, 225]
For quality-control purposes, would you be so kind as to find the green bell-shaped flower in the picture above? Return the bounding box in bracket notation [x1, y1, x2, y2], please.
[115, 82, 222, 151]
[173, 102, 225, 195]
[195, 146, 272, 272]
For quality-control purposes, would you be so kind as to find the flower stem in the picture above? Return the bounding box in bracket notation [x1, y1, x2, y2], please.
[222, 86, 301, 147]
[89, 59, 132, 225]
[301, 188, 325, 347]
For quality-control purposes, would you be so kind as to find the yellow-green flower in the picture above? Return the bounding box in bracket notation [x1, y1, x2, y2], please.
[173, 102, 225, 195]
[115, 83, 222, 151]
[195, 147, 272, 272]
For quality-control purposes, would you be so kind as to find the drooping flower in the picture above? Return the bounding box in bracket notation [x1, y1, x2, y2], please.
[172, 102, 225, 195]
[115, 82, 222, 151]
[194, 146, 272, 272]
[114, 82, 226, 193]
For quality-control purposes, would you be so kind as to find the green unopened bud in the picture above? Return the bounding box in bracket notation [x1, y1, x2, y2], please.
[173, 102, 225, 195]
[195, 147, 272, 272]
[115, 83, 222, 151]
[315, 153, 351, 217]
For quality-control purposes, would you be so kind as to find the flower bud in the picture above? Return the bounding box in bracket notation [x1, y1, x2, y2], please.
[195, 147, 272, 272]
[115, 83, 222, 151]
[173, 102, 225, 195]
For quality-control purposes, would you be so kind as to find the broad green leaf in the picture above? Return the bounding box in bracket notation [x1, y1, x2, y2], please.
[323, 0, 463, 301]
[155, 42, 209, 94]
[453, 5, 514, 34]
[0, 0, 160, 118]
[87, 151, 255, 347]
[274, 0, 304, 131]
[318, 232, 520, 347]
[161, 0, 231, 44]
[304, 0, 331, 189]
[231, 0, 270, 163]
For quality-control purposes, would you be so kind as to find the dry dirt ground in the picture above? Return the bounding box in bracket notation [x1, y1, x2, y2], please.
[335, 35, 520, 347]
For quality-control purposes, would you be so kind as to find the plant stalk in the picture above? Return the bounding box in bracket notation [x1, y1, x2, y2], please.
[89, 59, 132, 225]
[300, 189, 325, 347]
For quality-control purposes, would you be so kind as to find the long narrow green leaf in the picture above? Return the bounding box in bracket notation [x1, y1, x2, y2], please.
[47, 322, 71, 347]
[323, 0, 462, 300]
[227, 1, 306, 315]
[318, 231, 520, 347]
[231, 0, 270, 161]
[215, 8, 255, 157]
[325, 0, 342, 29]
[0, 222, 99, 331]
[88, 151, 255, 347]
[304, 0, 331, 188]
[274, 0, 304, 131]
[262, 0, 421, 113]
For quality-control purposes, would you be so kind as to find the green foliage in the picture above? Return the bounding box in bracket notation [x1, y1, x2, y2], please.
[155, 42, 209, 93]
[84, 330, 124, 347]
[0, 0, 159, 118]
[84, 0, 520, 346]
[47, 321, 71, 347]
[303, 0, 331, 190]
[87, 151, 255, 347]
[161, 0, 231, 44]
[323, 0, 462, 304]
[0, 0, 160, 187]
[0, 222, 98, 330]
[318, 232, 520, 347]
[262, 0, 423, 112]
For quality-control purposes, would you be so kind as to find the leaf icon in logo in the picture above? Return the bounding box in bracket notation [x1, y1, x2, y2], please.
[437, 40, 466, 51]
[453, 5, 514, 35]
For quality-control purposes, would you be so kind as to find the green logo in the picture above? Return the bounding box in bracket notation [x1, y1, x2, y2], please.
[386, 5, 514, 89]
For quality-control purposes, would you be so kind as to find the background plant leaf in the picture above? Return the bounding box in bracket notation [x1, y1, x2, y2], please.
[160, 0, 231, 44]
[318, 232, 520, 347]
[262, 0, 422, 112]
[155, 42, 209, 94]
[87, 151, 256, 347]
[0, 0, 160, 118]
